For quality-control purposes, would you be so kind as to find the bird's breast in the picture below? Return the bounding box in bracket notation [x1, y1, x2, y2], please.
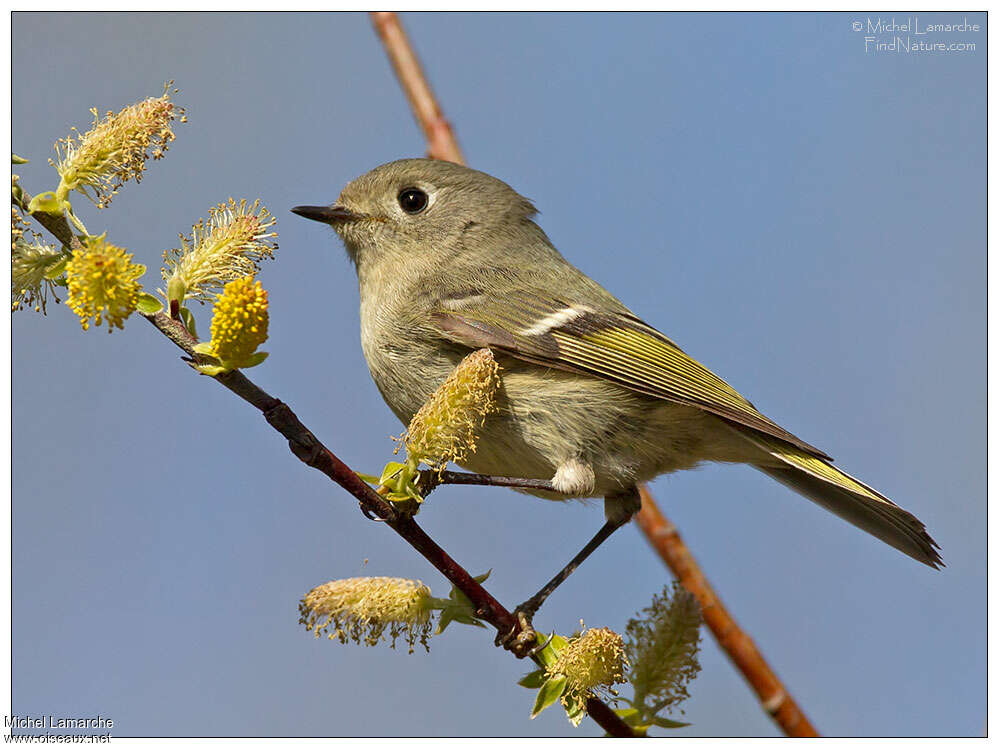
[359, 310, 462, 424]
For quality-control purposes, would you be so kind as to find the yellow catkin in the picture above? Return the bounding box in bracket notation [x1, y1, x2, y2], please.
[65, 235, 145, 332]
[206, 277, 269, 365]
[549, 627, 627, 714]
[404, 348, 500, 469]
[299, 577, 434, 654]
[162, 199, 277, 302]
[11, 208, 62, 313]
[54, 84, 183, 208]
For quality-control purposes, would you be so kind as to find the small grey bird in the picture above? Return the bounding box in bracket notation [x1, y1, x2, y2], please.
[293, 158, 941, 624]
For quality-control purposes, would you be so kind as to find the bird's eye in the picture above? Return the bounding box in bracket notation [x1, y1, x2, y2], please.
[397, 187, 429, 214]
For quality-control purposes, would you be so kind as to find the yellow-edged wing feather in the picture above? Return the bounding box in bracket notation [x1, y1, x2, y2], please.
[432, 293, 828, 458]
[431, 291, 941, 567]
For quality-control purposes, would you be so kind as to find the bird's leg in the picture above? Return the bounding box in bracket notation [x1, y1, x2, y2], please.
[497, 486, 641, 656]
[420, 469, 557, 494]
[516, 512, 632, 618]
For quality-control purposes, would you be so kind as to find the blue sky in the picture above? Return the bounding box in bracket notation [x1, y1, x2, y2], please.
[12, 12, 985, 737]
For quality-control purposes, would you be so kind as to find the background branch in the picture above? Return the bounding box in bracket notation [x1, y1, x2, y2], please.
[635, 486, 817, 736]
[369, 10, 819, 737]
[371, 12, 465, 164]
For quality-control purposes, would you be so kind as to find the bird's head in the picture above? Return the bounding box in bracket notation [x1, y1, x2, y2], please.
[292, 158, 538, 272]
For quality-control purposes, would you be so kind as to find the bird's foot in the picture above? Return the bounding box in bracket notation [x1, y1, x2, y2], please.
[494, 608, 545, 659]
[415, 469, 442, 498]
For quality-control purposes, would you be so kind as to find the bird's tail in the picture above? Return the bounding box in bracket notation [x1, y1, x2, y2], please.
[731, 429, 942, 568]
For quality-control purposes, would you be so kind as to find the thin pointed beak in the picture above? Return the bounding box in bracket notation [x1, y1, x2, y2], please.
[291, 204, 363, 224]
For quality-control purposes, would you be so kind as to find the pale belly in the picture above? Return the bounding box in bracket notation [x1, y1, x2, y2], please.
[362, 335, 756, 500]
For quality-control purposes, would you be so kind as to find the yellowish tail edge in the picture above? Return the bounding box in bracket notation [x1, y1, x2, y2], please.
[731, 428, 942, 568]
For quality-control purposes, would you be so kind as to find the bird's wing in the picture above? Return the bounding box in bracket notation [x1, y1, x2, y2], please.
[430, 290, 829, 458]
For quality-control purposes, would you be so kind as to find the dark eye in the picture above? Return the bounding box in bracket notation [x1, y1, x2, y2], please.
[397, 187, 428, 214]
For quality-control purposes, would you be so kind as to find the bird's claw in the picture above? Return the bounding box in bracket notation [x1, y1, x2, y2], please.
[416, 469, 442, 497]
[494, 610, 539, 659]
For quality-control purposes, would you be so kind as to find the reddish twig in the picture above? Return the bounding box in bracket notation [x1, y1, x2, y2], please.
[17, 190, 630, 736]
[370, 12, 465, 164]
[149, 311, 512, 629]
[18, 143, 631, 746]
[636, 486, 818, 737]
[370, 12, 630, 736]
[15, 188, 527, 639]
[147, 311, 630, 736]
[369, 10, 819, 737]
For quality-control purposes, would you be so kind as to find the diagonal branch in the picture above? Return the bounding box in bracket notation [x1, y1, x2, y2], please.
[151, 312, 631, 737]
[15, 188, 633, 738]
[370, 11, 464, 164]
[147, 308, 522, 631]
[369, 10, 818, 737]
[635, 487, 817, 736]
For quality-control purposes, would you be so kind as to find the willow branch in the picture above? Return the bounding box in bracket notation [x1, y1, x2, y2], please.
[370, 12, 464, 164]
[13, 190, 76, 248]
[636, 486, 818, 736]
[147, 313, 630, 737]
[16, 189, 631, 737]
[370, 10, 818, 737]
[144, 310, 506, 621]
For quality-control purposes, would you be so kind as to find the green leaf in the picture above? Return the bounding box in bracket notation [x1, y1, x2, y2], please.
[195, 363, 228, 376]
[379, 462, 407, 486]
[192, 341, 216, 357]
[27, 191, 65, 216]
[435, 608, 485, 635]
[651, 715, 690, 729]
[179, 306, 197, 338]
[518, 669, 547, 689]
[435, 609, 457, 635]
[531, 631, 562, 669]
[383, 491, 420, 506]
[12, 154, 28, 164]
[565, 700, 585, 727]
[239, 351, 268, 368]
[354, 472, 381, 484]
[472, 570, 491, 584]
[42, 257, 68, 280]
[530, 675, 566, 719]
[373, 459, 424, 504]
[443, 570, 491, 615]
[167, 274, 187, 306]
[548, 634, 569, 652]
[607, 711, 651, 737]
[435, 573, 489, 635]
[136, 293, 163, 315]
